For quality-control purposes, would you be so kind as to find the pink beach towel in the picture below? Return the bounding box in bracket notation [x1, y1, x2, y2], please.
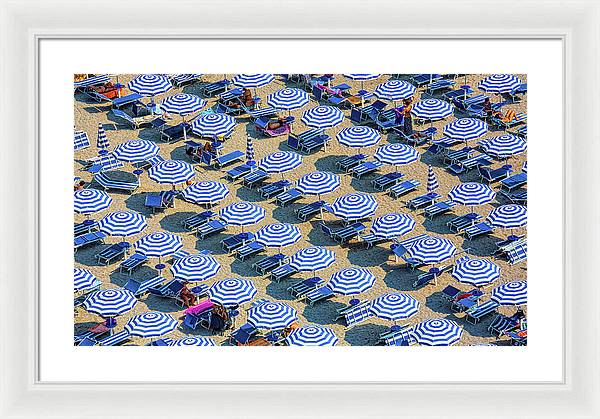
[184, 300, 214, 315]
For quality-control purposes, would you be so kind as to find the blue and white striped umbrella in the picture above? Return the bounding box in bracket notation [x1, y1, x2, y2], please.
[219, 202, 266, 226]
[374, 143, 420, 167]
[125, 312, 178, 338]
[412, 318, 463, 346]
[407, 236, 457, 264]
[487, 205, 527, 228]
[478, 74, 522, 93]
[208, 278, 258, 307]
[74, 268, 98, 292]
[411, 99, 454, 121]
[522, 161, 528, 173]
[259, 151, 303, 174]
[491, 280, 527, 305]
[289, 246, 336, 272]
[255, 223, 302, 249]
[232, 74, 275, 88]
[374, 80, 416, 102]
[330, 193, 378, 221]
[343, 74, 381, 81]
[296, 171, 340, 197]
[169, 336, 216, 346]
[97, 123, 109, 151]
[113, 140, 159, 163]
[128, 74, 172, 97]
[371, 213, 416, 239]
[98, 211, 148, 237]
[191, 113, 236, 138]
[74, 189, 113, 215]
[301, 106, 345, 129]
[148, 160, 195, 185]
[329, 268, 376, 295]
[267, 88, 310, 110]
[480, 134, 527, 157]
[370, 293, 420, 321]
[443, 118, 488, 142]
[448, 182, 496, 206]
[83, 289, 137, 317]
[452, 258, 501, 286]
[427, 165, 439, 192]
[246, 135, 255, 166]
[134, 232, 183, 257]
[285, 325, 339, 346]
[181, 181, 229, 205]
[170, 254, 220, 282]
[247, 301, 298, 330]
[161, 93, 206, 116]
[336, 126, 382, 149]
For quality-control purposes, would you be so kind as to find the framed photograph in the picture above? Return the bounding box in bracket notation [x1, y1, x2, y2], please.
[2, 0, 598, 418]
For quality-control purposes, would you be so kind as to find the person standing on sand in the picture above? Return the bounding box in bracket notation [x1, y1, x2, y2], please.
[402, 97, 414, 135]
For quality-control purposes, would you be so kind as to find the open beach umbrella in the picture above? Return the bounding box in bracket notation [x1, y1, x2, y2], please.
[170, 254, 220, 282]
[289, 246, 336, 274]
[181, 181, 229, 206]
[452, 258, 501, 287]
[412, 318, 463, 346]
[336, 126, 382, 152]
[371, 213, 416, 239]
[113, 140, 159, 163]
[128, 74, 172, 100]
[296, 171, 340, 200]
[219, 202, 266, 232]
[161, 93, 206, 116]
[169, 336, 216, 346]
[491, 280, 527, 305]
[247, 301, 298, 330]
[148, 160, 195, 188]
[343, 74, 381, 91]
[208, 278, 258, 307]
[232, 74, 275, 89]
[374, 143, 419, 171]
[487, 205, 527, 228]
[74, 189, 112, 215]
[370, 293, 420, 321]
[134, 231, 183, 260]
[301, 106, 345, 129]
[411, 99, 454, 122]
[98, 211, 148, 239]
[443, 118, 488, 142]
[191, 113, 236, 138]
[285, 325, 339, 346]
[267, 88, 309, 113]
[448, 182, 496, 211]
[427, 165, 439, 192]
[478, 74, 522, 93]
[258, 151, 302, 178]
[330, 193, 378, 221]
[407, 236, 457, 265]
[479, 134, 527, 158]
[74, 268, 98, 292]
[125, 312, 178, 339]
[329, 268, 376, 295]
[255, 223, 302, 252]
[83, 289, 137, 319]
[96, 123, 109, 153]
[374, 80, 416, 105]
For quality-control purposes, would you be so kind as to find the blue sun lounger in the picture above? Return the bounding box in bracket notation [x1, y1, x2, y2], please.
[465, 300, 500, 324]
[243, 169, 269, 188]
[202, 150, 245, 169]
[304, 285, 335, 306]
[182, 211, 216, 231]
[289, 277, 325, 299]
[111, 108, 156, 129]
[407, 192, 441, 209]
[389, 179, 420, 198]
[93, 172, 139, 193]
[253, 253, 287, 275]
[506, 243, 527, 264]
[295, 200, 326, 221]
[444, 147, 475, 164]
[349, 160, 383, 179]
[170, 74, 203, 87]
[222, 232, 254, 253]
[275, 188, 303, 206]
[247, 106, 281, 121]
[74, 231, 107, 251]
[259, 180, 291, 198]
[123, 276, 166, 297]
[463, 222, 495, 240]
[95, 243, 128, 265]
[320, 222, 366, 244]
[235, 241, 266, 261]
[200, 79, 231, 97]
[74, 220, 99, 237]
[500, 172, 527, 191]
[423, 200, 457, 219]
[98, 330, 131, 346]
[74, 130, 90, 151]
[447, 213, 482, 233]
[196, 219, 227, 239]
[501, 189, 527, 204]
[392, 126, 437, 146]
[372, 171, 404, 191]
[145, 190, 177, 213]
[478, 165, 512, 183]
[85, 154, 125, 174]
[336, 154, 369, 172]
[489, 313, 522, 336]
[270, 263, 299, 282]
[229, 323, 259, 345]
[119, 253, 148, 275]
[424, 78, 456, 96]
[225, 163, 253, 181]
[359, 231, 390, 248]
[411, 74, 442, 87]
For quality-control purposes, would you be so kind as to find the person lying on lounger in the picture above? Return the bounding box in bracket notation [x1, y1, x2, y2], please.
[180, 284, 197, 307]
[226, 88, 255, 108]
[483, 98, 502, 118]
[267, 117, 288, 131]
[91, 81, 119, 94]
[74, 180, 86, 191]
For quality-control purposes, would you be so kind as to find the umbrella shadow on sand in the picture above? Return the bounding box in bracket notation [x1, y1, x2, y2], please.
[265, 281, 296, 302]
[159, 211, 196, 233]
[302, 300, 345, 326]
[461, 235, 497, 257]
[382, 268, 419, 292]
[142, 294, 181, 314]
[422, 216, 455, 235]
[424, 292, 456, 316]
[344, 323, 388, 346]
[230, 259, 261, 278]
[314, 155, 342, 172]
[235, 187, 263, 203]
[272, 206, 303, 225]
[346, 246, 390, 268]
[124, 192, 151, 215]
[349, 177, 376, 194]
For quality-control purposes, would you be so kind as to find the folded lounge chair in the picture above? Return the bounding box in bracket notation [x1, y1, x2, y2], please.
[74, 130, 90, 151]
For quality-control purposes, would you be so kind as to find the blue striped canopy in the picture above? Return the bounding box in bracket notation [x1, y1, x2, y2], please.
[219, 202, 266, 226]
[247, 301, 298, 329]
[181, 181, 229, 205]
[336, 126, 382, 149]
[191, 113, 236, 138]
[487, 205, 527, 228]
[169, 336, 216, 346]
[522, 161, 527, 173]
[370, 293, 420, 321]
[329, 268, 376, 295]
[448, 182, 496, 206]
[480, 134, 527, 157]
[301, 106, 345, 129]
[113, 140, 159, 163]
[452, 258, 501, 286]
[148, 160, 195, 184]
[411, 99, 454, 120]
[491, 281, 527, 305]
[97, 123, 109, 150]
[343, 74, 381, 81]
[374, 80, 416, 101]
[208, 278, 257, 306]
[74, 189, 112, 214]
[412, 318, 463, 346]
[161, 93, 206, 115]
[443, 118, 488, 141]
[83, 289, 137, 317]
[134, 232, 183, 257]
[125, 312, 178, 338]
[478, 74, 522, 93]
[285, 325, 339, 346]
[371, 213, 416, 239]
[98, 211, 147, 237]
[255, 223, 302, 248]
[246, 135, 255, 166]
[232, 74, 275, 88]
[74, 130, 90, 151]
[267, 88, 309, 110]
[427, 165, 439, 192]
[259, 151, 302, 174]
[330, 193, 378, 221]
[374, 143, 419, 166]
[74, 268, 98, 292]
[296, 171, 340, 196]
[128, 74, 172, 96]
[407, 236, 457, 264]
[289, 246, 336, 272]
[170, 254, 220, 282]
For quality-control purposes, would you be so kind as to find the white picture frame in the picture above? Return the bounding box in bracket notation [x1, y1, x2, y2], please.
[1, 0, 598, 417]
